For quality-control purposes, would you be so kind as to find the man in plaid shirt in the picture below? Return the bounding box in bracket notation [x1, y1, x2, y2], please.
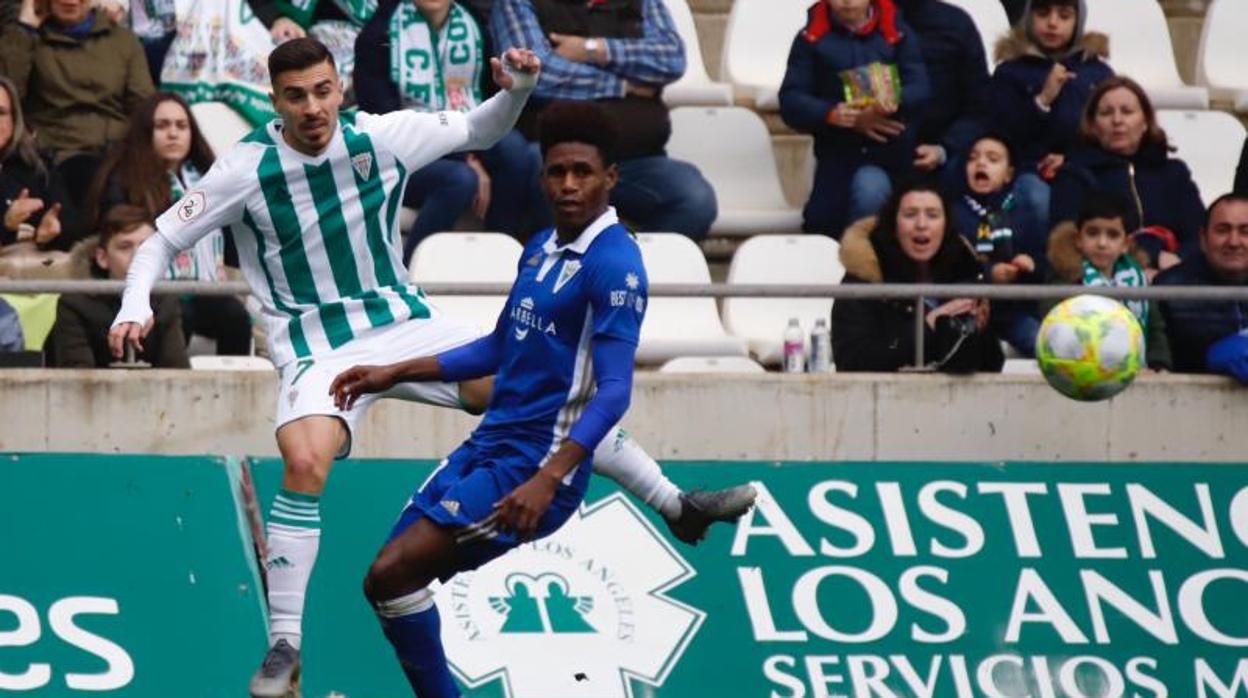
[493, 0, 718, 240]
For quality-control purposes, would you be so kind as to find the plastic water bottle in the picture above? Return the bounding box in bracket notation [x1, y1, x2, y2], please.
[809, 318, 832, 373]
[783, 318, 805, 373]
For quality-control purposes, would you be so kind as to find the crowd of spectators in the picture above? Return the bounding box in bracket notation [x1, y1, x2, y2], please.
[0, 0, 1243, 382]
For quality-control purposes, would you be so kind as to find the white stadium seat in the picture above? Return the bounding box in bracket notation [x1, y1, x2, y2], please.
[720, 0, 809, 110]
[409, 232, 523, 334]
[722, 235, 843, 366]
[634, 233, 747, 364]
[661, 0, 733, 106]
[1002, 358, 1041, 375]
[1157, 110, 1247, 206]
[659, 356, 767, 373]
[1083, 0, 1209, 109]
[1196, 0, 1248, 112]
[666, 107, 803, 237]
[943, 0, 1012, 66]
[190, 101, 253, 156]
[190, 355, 274, 370]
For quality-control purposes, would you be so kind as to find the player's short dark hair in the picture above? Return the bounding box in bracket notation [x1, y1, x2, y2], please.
[98, 204, 153, 248]
[537, 101, 619, 166]
[1077, 192, 1131, 228]
[268, 37, 336, 85]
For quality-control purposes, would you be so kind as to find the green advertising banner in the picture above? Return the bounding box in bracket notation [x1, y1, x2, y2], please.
[248, 459, 1248, 698]
[0, 454, 268, 696]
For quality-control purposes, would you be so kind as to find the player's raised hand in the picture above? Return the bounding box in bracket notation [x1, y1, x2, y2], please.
[494, 469, 560, 539]
[108, 319, 154, 360]
[491, 48, 541, 91]
[330, 364, 398, 411]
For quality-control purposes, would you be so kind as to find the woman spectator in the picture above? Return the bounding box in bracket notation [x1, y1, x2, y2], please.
[0, 0, 154, 203]
[355, 0, 539, 262]
[832, 181, 1005, 372]
[1050, 75, 1205, 273]
[0, 76, 81, 252]
[987, 0, 1112, 239]
[88, 93, 252, 356]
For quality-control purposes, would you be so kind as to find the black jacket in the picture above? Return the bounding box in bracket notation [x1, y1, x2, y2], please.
[1, 152, 84, 250]
[1235, 139, 1248, 195]
[894, 0, 989, 155]
[831, 216, 1005, 372]
[45, 293, 188, 368]
[1154, 255, 1248, 373]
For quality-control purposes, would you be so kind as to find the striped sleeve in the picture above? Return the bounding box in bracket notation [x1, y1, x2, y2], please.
[602, 0, 687, 86]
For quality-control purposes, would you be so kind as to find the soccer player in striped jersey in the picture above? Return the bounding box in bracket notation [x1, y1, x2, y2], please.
[330, 100, 651, 698]
[108, 37, 753, 698]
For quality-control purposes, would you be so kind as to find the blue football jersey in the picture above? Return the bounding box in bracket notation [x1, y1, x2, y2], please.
[474, 209, 648, 454]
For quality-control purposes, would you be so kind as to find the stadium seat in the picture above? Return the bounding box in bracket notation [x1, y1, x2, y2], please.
[409, 232, 522, 334]
[1156, 110, 1247, 206]
[722, 235, 843, 366]
[1196, 0, 1248, 112]
[943, 0, 1012, 65]
[1083, 0, 1209, 109]
[659, 355, 767, 373]
[720, 0, 809, 110]
[190, 102, 253, 155]
[666, 107, 803, 237]
[661, 0, 733, 106]
[189, 355, 274, 370]
[634, 233, 747, 364]
[1002, 358, 1041, 374]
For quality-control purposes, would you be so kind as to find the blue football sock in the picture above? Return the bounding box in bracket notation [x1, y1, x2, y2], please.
[375, 589, 459, 698]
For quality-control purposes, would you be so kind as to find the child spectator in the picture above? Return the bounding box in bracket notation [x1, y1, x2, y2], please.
[1046, 192, 1170, 370]
[88, 93, 252, 356]
[953, 133, 1045, 356]
[780, 0, 931, 237]
[45, 205, 189, 368]
[832, 181, 1004, 372]
[988, 0, 1113, 240]
[0, 76, 83, 252]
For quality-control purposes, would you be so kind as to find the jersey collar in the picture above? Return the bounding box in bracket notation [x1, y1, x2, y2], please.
[268, 121, 343, 164]
[541, 207, 619, 256]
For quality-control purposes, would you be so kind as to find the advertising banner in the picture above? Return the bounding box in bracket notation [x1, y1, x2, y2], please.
[247, 459, 1248, 698]
[0, 455, 268, 696]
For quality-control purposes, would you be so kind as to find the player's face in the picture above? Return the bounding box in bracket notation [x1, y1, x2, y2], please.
[1076, 217, 1128, 276]
[542, 142, 618, 231]
[966, 138, 1014, 196]
[271, 61, 343, 156]
[1093, 87, 1148, 157]
[152, 99, 192, 170]
[49, 0, 89, 25]
[95, 224, 155, 281]
[1201, 200, 1248, 281]
[1031, 4, 1077, 53]
[895, 191, 946, 264]
[826, 0, 870, 25]
[0, 87, 12, 153]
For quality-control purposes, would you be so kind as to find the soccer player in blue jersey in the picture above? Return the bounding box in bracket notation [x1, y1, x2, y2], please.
[329, 101, 652, 696]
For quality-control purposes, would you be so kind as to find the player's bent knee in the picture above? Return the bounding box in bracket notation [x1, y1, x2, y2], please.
[283, 451, 330, 493]
[363, 549, 408, 602]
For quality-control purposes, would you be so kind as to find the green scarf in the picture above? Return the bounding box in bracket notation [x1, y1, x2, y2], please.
[388, 2, 483, 113]
[1082, 254, 1148, 329]
[276, 0, 375, 29]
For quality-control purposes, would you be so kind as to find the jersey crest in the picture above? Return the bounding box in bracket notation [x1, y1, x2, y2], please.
[552, 260, 581, 294]
[351, 152, 374, 180]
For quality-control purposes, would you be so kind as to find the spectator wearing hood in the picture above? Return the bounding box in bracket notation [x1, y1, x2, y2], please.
[832, 181, 1004, 372]
[1050, 75, 1205, 273]
[988, 0, 1112, 244]
[779, 0, 931, 238]
[892, 0, 991, 184]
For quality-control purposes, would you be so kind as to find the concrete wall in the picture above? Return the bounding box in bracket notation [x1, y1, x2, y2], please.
[3, 370, 1245, 462]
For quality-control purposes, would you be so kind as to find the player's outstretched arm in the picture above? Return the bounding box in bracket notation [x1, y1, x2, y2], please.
[459, 48, 542, 152]
[107, 233, 179, 359]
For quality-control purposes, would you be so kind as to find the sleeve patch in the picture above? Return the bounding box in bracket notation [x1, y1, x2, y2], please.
[176, 192, 207, 223]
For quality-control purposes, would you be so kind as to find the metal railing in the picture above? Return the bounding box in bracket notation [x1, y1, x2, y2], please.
[3, 280, 1245, 369]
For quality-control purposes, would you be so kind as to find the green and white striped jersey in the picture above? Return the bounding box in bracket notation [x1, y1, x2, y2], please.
[155, 109, 472, 366]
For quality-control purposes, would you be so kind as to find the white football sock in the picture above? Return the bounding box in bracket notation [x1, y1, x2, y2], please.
[265, 489, 322, 650]
[591, 426, 683, 521]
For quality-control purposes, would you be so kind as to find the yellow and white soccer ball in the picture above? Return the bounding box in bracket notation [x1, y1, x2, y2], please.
[1036, 294, 1145, 402]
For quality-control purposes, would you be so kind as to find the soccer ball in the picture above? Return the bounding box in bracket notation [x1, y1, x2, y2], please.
[1036, 294, 1145, 402]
